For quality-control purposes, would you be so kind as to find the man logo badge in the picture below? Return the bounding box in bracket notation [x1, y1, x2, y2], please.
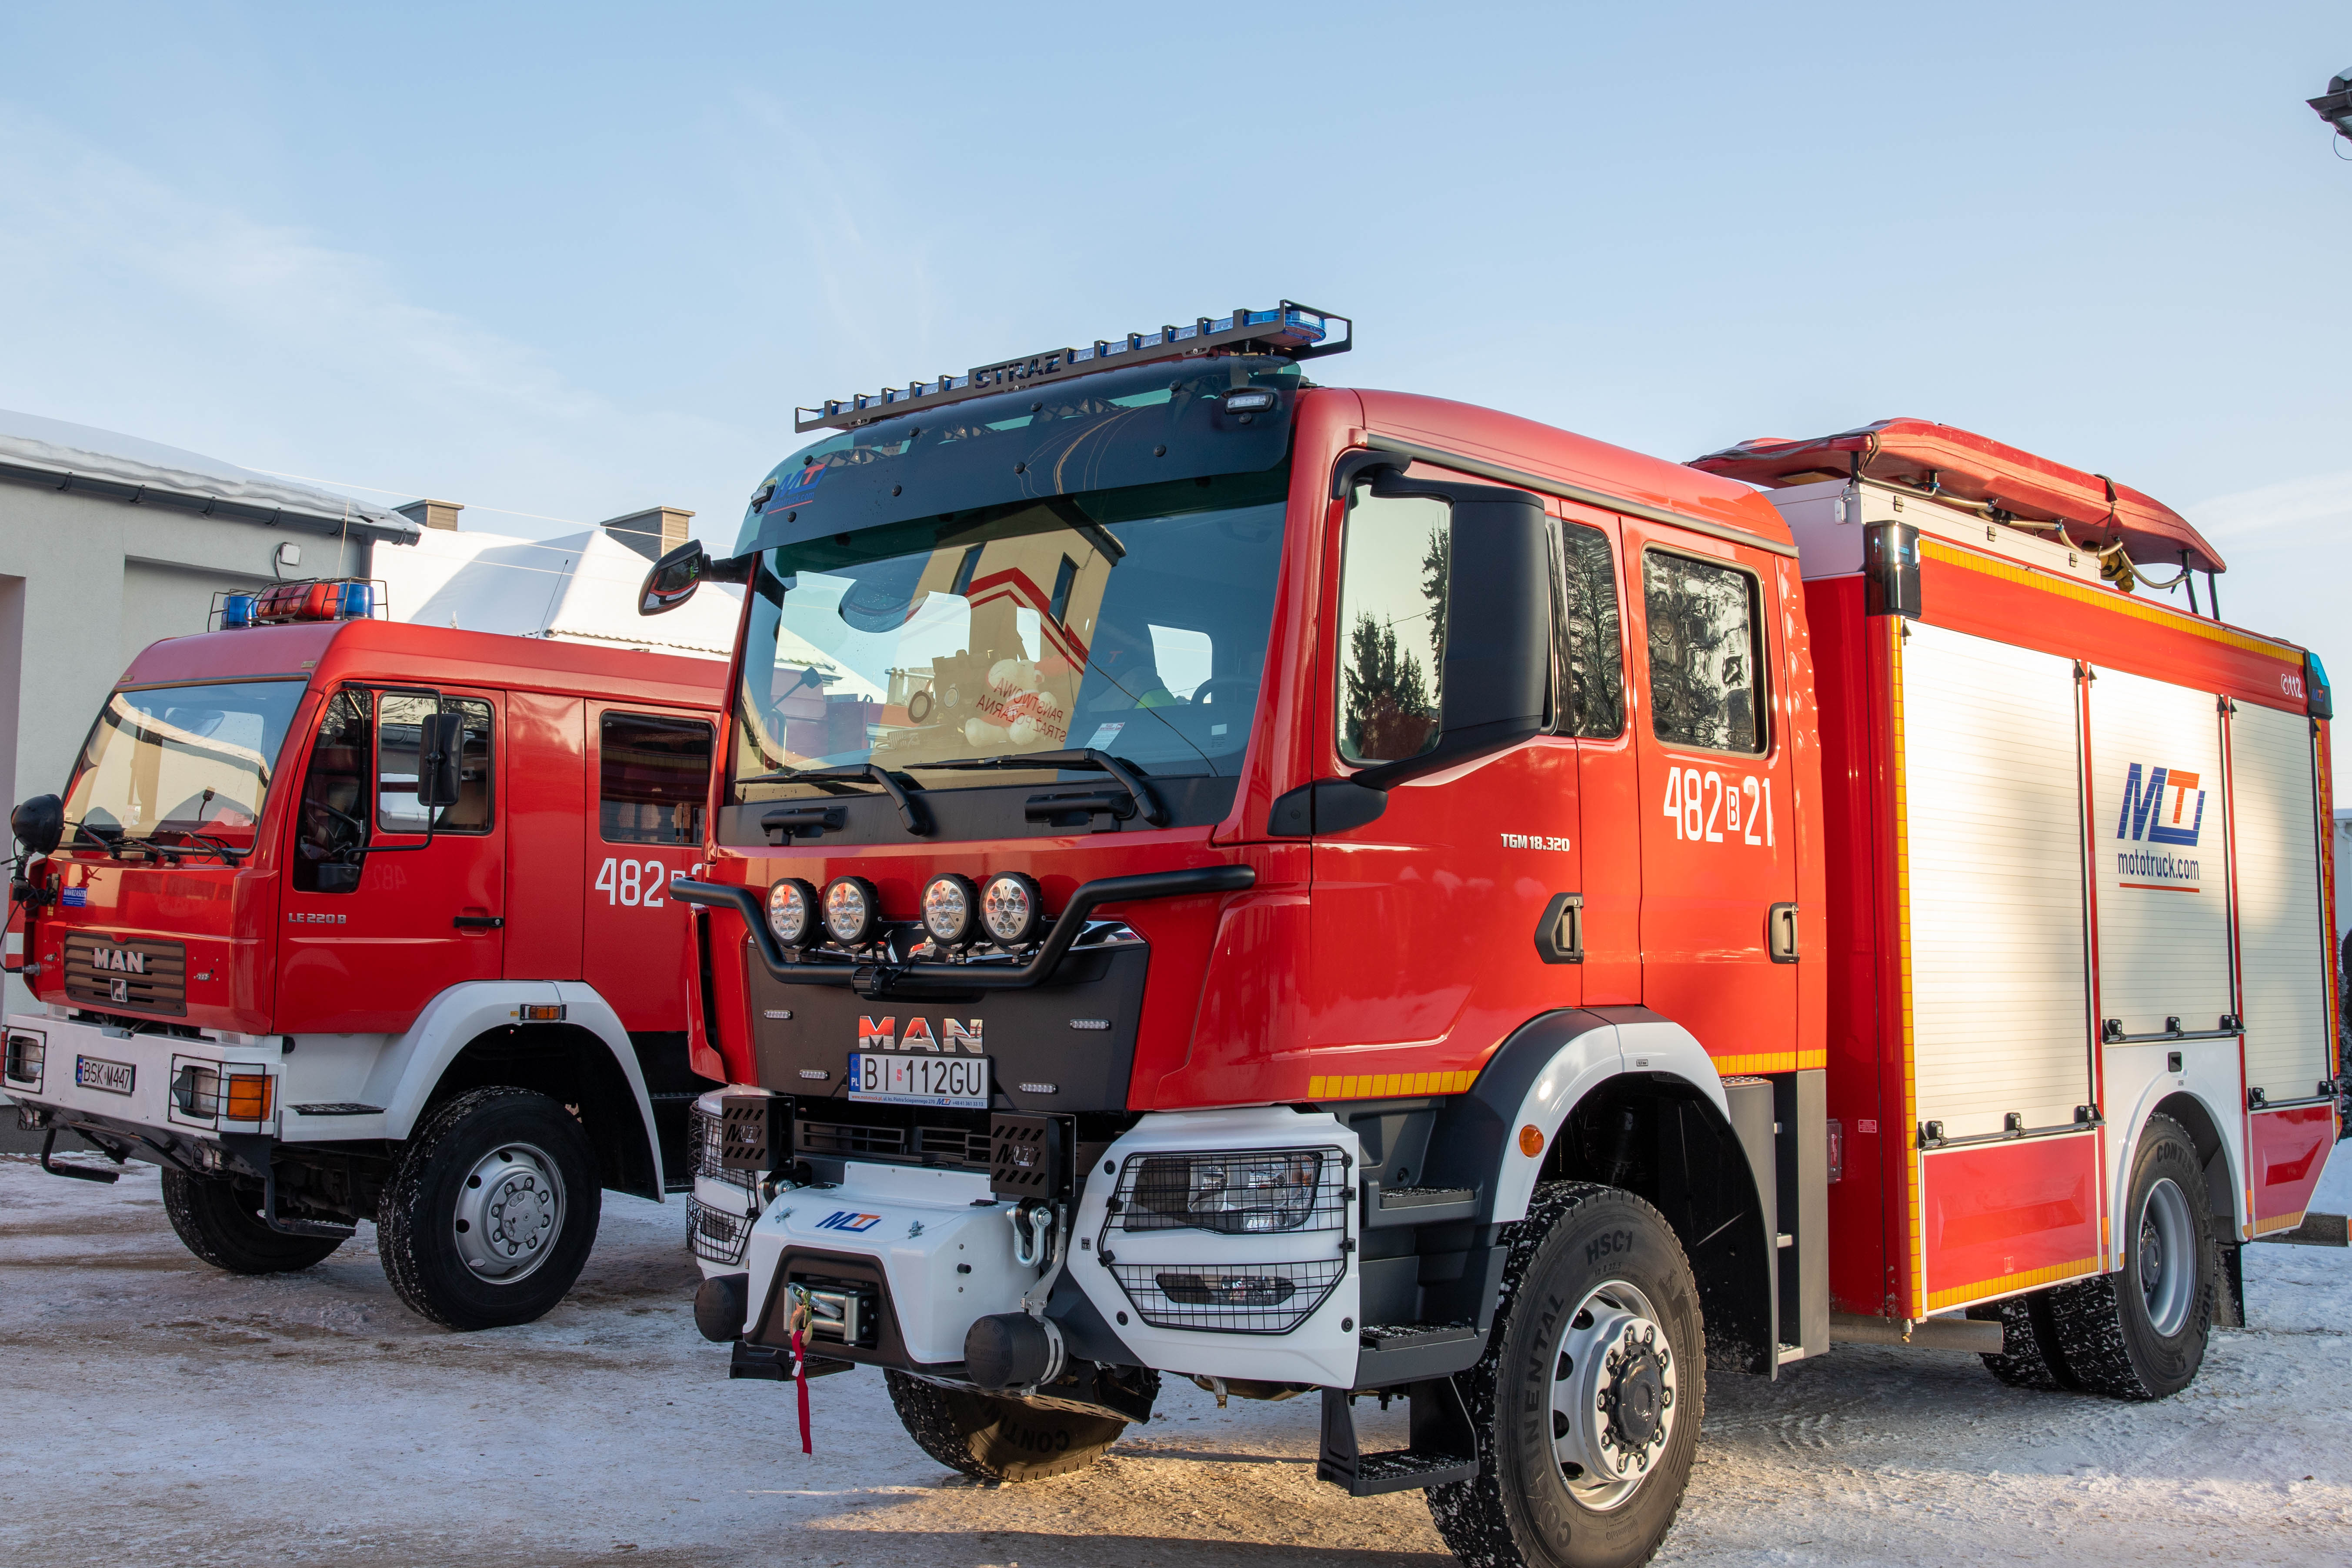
[109, 977, 129, 1003]
[855, 1015, 983, 1054]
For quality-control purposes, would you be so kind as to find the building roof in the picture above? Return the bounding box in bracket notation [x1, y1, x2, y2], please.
[0, 408, 420, 544]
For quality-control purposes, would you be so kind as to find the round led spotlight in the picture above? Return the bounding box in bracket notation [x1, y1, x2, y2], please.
[980, 872, 1045, 947]
[821, 876, 883, 947]
[921, 874, 979, 947]
[767, 877, 819, 948]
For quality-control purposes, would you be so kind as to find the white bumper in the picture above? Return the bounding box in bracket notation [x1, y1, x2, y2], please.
[3, 1011, 284, 1146]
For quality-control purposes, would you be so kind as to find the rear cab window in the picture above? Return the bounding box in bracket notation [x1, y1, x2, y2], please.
[600, 712, 714, 845]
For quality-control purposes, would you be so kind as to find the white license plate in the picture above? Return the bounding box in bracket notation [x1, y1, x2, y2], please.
[847, 1053, 989, 1108]
[75, 1055, 134, 1095]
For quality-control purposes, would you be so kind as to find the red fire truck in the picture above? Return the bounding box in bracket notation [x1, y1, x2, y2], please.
[650, 305, 2339, 1568]
[5, 601, 725, 1329]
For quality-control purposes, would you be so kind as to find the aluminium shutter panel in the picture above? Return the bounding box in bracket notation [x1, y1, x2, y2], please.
[2229, 701, 2332, 1099]
[2085, 668, 2233, 1038]
[1901, 621, 2092, 1138]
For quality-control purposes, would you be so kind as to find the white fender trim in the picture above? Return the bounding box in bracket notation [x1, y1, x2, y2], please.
[1488, 1018, 1730, 1224]
[371, 979, 665, 1200]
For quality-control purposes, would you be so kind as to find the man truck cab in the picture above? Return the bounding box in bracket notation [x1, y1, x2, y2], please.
[6, 602, 726, 1328]
[649, 306, 2337, 1568]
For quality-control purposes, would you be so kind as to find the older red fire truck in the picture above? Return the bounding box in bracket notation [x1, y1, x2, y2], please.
[5, 604, 724, 1328]
[651, 305, 2339, 1568]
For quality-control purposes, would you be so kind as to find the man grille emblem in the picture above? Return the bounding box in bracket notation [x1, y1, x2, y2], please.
[109, 977, 129, 1003]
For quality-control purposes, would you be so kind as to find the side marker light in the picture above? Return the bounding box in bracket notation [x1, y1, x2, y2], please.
[1518, 1124, 1545, 1158]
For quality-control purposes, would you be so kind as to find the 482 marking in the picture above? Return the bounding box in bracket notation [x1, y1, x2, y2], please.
[595, 856, 673, 907]
[1662, 767, 1773, 847]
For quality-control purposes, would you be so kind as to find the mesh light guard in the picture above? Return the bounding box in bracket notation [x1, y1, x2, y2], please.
[1100, 1145, 1351, 1334]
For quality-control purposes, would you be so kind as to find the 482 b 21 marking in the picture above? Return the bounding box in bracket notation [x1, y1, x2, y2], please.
[594, 856, 673, 907]
[1662, 766, 1773, 847]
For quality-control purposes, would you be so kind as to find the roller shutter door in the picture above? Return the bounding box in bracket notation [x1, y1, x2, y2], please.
[2086, 668, 2233, 1038]
[1902, 622, 2093, 1138]
[2230, 701, 2332, 1101]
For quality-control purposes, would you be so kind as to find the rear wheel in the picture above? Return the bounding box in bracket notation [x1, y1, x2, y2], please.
[2036, 1114, 2214, 1401]
[883, 1369, 1131, 1482]
[160, 1168, 344, 1274]
[378, 1087, 601, 1331]
[1428, 1182, 1705, 1568]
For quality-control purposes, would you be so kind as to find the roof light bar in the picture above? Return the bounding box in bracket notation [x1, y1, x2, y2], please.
[795, 300, 1350, 434]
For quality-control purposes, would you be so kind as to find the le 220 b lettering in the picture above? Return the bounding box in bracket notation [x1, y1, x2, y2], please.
[1661, 767, 1773, 847]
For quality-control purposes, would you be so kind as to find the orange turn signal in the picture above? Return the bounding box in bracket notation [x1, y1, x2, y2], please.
[224, 1072, 275, 1122]
[519, 1004, 566, 1022]
[1518, 1124, 1545, 1158]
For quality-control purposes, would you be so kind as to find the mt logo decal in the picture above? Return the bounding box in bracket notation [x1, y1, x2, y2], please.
[813, 1211, 883, 1233]
[2114, 763, 2205, 889]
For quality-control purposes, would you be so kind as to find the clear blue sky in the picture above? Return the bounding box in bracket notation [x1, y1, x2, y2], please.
[4, 3, 2347, 764]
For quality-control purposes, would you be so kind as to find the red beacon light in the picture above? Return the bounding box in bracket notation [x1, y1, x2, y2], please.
[215, 579, 384, 631]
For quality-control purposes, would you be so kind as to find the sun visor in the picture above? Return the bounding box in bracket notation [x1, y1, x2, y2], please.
[733, 357, 1301, 559]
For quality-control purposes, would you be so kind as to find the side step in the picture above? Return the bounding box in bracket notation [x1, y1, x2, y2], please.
[1316, 1380, 1479, 1497]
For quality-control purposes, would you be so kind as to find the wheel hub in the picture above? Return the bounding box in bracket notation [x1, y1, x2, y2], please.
[452, 1143, 566, 1285]
[2135, 1175, 2194, 1337]
[1550, 1281, 1677, 1511]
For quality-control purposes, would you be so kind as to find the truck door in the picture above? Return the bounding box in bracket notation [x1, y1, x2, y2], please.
[583, 706, 714, 1030]
[1301, 472, 1595, 1092]
[278, 686, 504, 1033]
[1626, 528, 1800, 1069]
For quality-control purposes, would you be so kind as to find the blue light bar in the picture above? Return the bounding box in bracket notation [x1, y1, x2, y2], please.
[795, 300, 1350, 434]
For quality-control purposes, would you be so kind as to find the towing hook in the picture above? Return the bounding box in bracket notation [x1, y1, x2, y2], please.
[1009, 1200, 1056, 1268]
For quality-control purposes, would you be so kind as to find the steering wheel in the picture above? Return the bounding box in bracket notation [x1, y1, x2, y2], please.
[1188, 678, 1255, 710]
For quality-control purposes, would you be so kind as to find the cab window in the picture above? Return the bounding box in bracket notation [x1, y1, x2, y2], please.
[600, 712, 713, 845]
[1336, 487, 1448, 764]
[293, 687, 371, 893]
[377, 693, 494, 833]
[1555, 520, 1625, 739]
[1643, 550, 1765, 754]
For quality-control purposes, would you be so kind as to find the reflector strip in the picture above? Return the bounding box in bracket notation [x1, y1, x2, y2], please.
[1308, 1071, 1477, 1100]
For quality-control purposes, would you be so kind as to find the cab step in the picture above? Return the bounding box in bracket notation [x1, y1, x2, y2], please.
[1316, 1380, 1479, 1497]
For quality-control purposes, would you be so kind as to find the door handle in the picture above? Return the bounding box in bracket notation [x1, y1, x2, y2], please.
[454, 915, 505, 930]
[1767, 902, 1799, 964]
[1534, 893, 1583, 965]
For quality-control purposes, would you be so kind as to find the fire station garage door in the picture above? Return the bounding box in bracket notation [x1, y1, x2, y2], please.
[1902, 622, 2092, 1138]
[2230, 700, 2332, 1102]
[2088, 668, 2233, 1039]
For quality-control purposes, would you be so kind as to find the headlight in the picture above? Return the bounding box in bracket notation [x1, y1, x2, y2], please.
[1127, 1150, 1330, 1235]
[921, 874, 979, 946]
[980, 872, 1044, 946]
[767, 878, 818, 947]
[822, 876, 882, 946]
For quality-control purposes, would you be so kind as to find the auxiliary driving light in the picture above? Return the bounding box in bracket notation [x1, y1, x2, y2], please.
[921, 874, 979, 947]
[979, 872, 1044, 947]
[767, 877, 819, 947]
[822, 876, 883, 947]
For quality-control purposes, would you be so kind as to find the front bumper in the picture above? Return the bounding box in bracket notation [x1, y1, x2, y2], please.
[728, 1106, 1362, 1388]
[5, 1011, 284, 1161]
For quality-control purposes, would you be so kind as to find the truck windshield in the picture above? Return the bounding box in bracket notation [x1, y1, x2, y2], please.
[732, 465, 1287, 799]
[61, 680, 308, 855]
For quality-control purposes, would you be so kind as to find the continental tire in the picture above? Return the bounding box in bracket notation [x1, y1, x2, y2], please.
[160, 1169, 345, 1274]
[378, 1087, 601, 1331]
[883, 1369, 1129, 1482]
[1427, 1182, 1705, 1568]
[2039, 1114, 2215, 1401]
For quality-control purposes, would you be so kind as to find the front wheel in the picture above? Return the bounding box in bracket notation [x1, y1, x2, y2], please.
[161, 1169, 345, 1274]
[883, 1369, 1132, 1482]
[378, 1087, 601, 1331]
[1428, 1182, 1705, 1568]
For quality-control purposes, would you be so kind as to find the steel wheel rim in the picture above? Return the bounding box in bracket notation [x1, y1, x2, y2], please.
[452, 1142, 567, 1285]
[1548, 1277, 1678, 1512]
[2136, 1175, 2194, 1337]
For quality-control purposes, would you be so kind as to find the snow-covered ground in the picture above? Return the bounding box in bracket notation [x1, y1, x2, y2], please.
[2, 1149, 2346, 1568]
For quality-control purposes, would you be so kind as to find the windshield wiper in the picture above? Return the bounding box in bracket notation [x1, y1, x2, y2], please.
[737, 763, 931, 836]
[918, 749, 1166, 827]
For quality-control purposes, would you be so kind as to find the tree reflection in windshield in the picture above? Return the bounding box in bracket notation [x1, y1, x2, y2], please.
[62, 681, 307, 853]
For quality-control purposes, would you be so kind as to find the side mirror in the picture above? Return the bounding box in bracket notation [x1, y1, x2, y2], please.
[10, 794, 63, 857]
[639, 540, 708, 616]
[1355, 474, 1551, 790]
[417, 712, 464, 811]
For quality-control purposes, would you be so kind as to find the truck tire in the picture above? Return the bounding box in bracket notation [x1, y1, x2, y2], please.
[378, 1086, 601, 1331]
[883, 1368, 1129, 1482]
[160, 1168, 345, 1274]
[1966, 1292, 2075, 1391]
[2036, 1114, 2214, 1401]
[1428, 1182, 1705, 1568]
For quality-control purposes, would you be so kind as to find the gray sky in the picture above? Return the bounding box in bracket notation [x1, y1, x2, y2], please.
[4, 2, 2346, 777]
